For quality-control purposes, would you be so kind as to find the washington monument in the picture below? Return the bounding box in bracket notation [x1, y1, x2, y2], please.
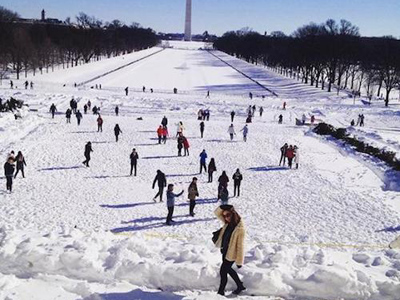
[184, 0, 192, 41]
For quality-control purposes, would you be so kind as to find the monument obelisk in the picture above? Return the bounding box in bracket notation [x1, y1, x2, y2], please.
[184, 0, 192, 41]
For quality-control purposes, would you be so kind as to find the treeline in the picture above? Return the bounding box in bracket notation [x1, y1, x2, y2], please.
[0, 7, 159, 80]
[214, 20, 400, 106]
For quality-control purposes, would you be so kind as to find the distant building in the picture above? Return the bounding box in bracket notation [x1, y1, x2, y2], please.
[16, 9, 64, 26]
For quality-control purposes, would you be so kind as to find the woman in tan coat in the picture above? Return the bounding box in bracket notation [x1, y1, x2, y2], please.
[214, 205, 246, 296]
[188, 177, 199, 216]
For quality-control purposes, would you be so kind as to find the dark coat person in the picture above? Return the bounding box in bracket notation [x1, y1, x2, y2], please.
[14, 151, 27, 178]
[82, 142, 93, 167]
[130, 149, 139, 176]
[152, 170, 167, 202]
[4, 158, 15, 192]
[232, 169, 243, 197]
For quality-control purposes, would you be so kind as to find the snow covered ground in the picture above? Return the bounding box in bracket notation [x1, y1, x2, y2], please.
[1, 43, 400, 299]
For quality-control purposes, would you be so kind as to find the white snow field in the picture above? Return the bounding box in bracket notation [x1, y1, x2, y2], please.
[1, 42, 400, 299]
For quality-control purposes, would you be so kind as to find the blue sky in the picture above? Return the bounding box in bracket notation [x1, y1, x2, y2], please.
[2, 0, 399, 37]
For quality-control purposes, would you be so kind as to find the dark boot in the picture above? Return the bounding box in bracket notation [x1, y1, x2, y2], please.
[232, 283, 246, 295]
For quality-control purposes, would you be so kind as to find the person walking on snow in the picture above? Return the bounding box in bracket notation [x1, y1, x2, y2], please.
[294, 145, 300, 169]
[177, 134, 184, 156]
[240, 125, 248, 142]
[220, 186, 229, 205]
[286, 145, 295, 169]
[176, 121, 185, 137]
[218, 171, 229, 200]
[14, 151, 27, 178]
[84, 104, 88, 114]
[360, 114, 365, 127]
[124, 87, 129, 96]
[130, 148, 139, 176]
[157, 126, 164, 144]
[188, 177, 199, 216]
[232, 169, 243, 197]
[200, 121, 205, 138]
[161, 116, 168, 128]
[97, 115, 103, 132]
[199, 149, 208, 173]
[82, 142, 93, 167]
[162, 126, 169, 144]
[259, 106, 264, 117]
[66, 109, 72, 123]
[4, 158, 15, 192]
[115, 106, 119, 116]
[228, 124, 236, 141]
[283, 102, 287, 110]
[114, 124, 122, 142]
[279, 143, 288, 166]
[230, 111, 235, 122]
[76, 110, 83, 126]
[152, 170, 167, 202]
[49, 103, 57, 119]
[278, 114, 283, 124]
[166, 184, 184, 225]
[183, 136, 190, 156]
[208, 158, 217, 183]
[302, 114, 307, 125]
[213, 205, 246, 296]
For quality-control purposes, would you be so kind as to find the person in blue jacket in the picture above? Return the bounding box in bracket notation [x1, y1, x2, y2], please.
[166, 184, 184, 225]
[199, 149, 208, 174]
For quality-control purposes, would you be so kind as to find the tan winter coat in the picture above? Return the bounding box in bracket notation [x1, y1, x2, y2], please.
[188, 182, 198, 200]
[214, 207, 245, 266]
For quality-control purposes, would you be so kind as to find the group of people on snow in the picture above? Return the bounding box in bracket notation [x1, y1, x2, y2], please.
[3, 150, 27, 193]
[351, 114, 365, 127]
[279, 143, 300, 169]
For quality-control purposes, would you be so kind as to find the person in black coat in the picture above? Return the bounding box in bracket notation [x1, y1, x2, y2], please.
[76, 110, 83, 126]
[114, 124, 122, 142]
[279, 143, 288, 166]
[66, 109, 72, 123]
[115, 106, 119, 116]
[230, 111, 235, 122]
[14, 151, 27, 178]
[4, 158, 15, 192]
[130, 148, 139, 176]
[177, 134, 184, 157]
[200, 121, 205, 138]
[161, 116, 168, 128]
[232, 169, 243, 197]
[152, 170, 167, 202]
[218, 171, 229, 200]
[82, 142, 93, 167]
[49, 104, 57, 118]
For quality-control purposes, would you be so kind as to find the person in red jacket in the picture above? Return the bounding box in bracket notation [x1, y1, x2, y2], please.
[183, 136, 190, 156]
[157, 126, 163, 144]
[286, 145, 295, 169]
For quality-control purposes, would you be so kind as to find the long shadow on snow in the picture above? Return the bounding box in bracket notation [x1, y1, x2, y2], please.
[143, 155, 177, 160]
[166, 173, 200, 178]
[87, 288, 184, 300]
[248, 166, 290, 172]
[86, 175, 131, 179]
[376, 226, 400, 233]
[175, 198, 218, 207]
[206, 139, 240, 143]
[100, 202, 154, 209]
[111, 217, 213, 233]
[38, 166, 85, 171]
[70, 130, 97, 134]
[122, 215, 189, 224]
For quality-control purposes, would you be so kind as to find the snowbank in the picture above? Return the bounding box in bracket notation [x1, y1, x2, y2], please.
[1, 228, 399, 300]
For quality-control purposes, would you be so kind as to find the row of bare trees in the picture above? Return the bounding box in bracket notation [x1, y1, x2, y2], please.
[0, 7, 159, 81]
[214, 20, 400, 106]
